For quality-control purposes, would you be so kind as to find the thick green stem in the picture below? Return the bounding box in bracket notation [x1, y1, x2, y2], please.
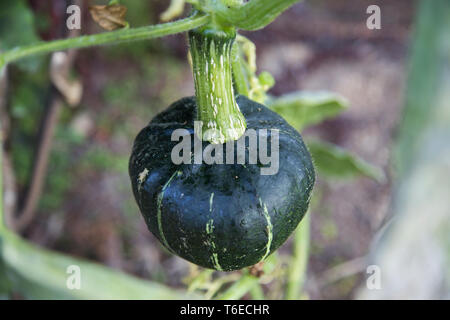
[189, 26, 246, 144]
[0, 13, 209, 69]
[285, 213, 310, 299]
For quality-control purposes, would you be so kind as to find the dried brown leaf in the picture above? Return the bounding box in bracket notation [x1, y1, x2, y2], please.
[249, 262, 265, 278]
[89, 4, 128, 31]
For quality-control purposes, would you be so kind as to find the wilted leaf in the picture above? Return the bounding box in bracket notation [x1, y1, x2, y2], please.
[268, 91, 348, 131]
[0, 231, 198, 299]
[307, 139, 385, 182]
[89, 4, 128, 31]
[160, 0, 186, 22]
[50, 52, 82, 106]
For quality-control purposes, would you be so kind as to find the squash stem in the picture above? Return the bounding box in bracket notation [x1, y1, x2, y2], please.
[189, 26, 247, 144]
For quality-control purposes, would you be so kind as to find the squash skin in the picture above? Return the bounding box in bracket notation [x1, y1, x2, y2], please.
[129, 96, 315, 271]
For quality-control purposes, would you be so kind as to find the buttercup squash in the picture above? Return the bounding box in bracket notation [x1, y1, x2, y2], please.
[129, 95, 315, 271]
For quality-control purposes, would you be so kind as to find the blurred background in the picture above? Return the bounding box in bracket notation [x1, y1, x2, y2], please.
[1, 0, 449, 299]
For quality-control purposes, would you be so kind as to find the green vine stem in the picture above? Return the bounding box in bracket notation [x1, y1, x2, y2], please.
[0, 67, 5, 232]
[231, 42, 250, 97]
[186, 269, 214, 292]
[216, 273, 259, 300]
[249, 283, 265, 300]
[189, 26, 246, 144]
[0, 0, 302, 70]
[232, 35, 274, 103]
[0, 12, 209, 70]
[0, 124, 4, 232]
[285, 213, 310, 299]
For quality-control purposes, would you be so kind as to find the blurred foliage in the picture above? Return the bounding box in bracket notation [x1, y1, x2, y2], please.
[9, 64, 50, 185]
[394, 0, 450, 180]
[101, 0, 159, 60]
[269, 91, 348, 131]
[358, 0, 450, 299]
[267, 91, 383, 182]
[0, 0, 42, 71]
[0, 230, 198, 299]
[80, 146, 128, 173]
[320, 219, 338, 241]
[116, 0, 155, 27]
[39, 125, 85, 210]
[307, 139, 385, 182]
[8, 62, 84, 211]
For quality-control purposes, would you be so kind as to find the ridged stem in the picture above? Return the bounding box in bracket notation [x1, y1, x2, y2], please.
[189, 26, 246, 144]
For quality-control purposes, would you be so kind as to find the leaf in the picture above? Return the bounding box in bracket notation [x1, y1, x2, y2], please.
[89, 4, 128, 31]
[268, 91, 349, 131]
[0, 0, 41, 71]
[0, 231, 198, 299]
[307, 139, 385, 182]
[160, 0, 186, 22]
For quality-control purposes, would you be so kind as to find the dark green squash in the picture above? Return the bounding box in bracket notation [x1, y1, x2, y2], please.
[129, 95, 315, 271]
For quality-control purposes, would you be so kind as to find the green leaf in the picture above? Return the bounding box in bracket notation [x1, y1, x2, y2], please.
[0, 231, 199, 299]
[215, 0, 301, 31]
[307, 139, 385, 182]
[0, 0, 41, 71]
[268, 91, 348, 131]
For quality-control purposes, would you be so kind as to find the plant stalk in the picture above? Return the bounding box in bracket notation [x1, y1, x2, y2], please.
[249, 283, 265, 300]
[189, 26, 246, 144]
[285, 213, 310, 299]
[0, 67, 5, 232]
[231, 42, 250, 97]
[0, 122, 4, 232]
[216, 274, 258, 300]
[0, 12, 209, 69]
